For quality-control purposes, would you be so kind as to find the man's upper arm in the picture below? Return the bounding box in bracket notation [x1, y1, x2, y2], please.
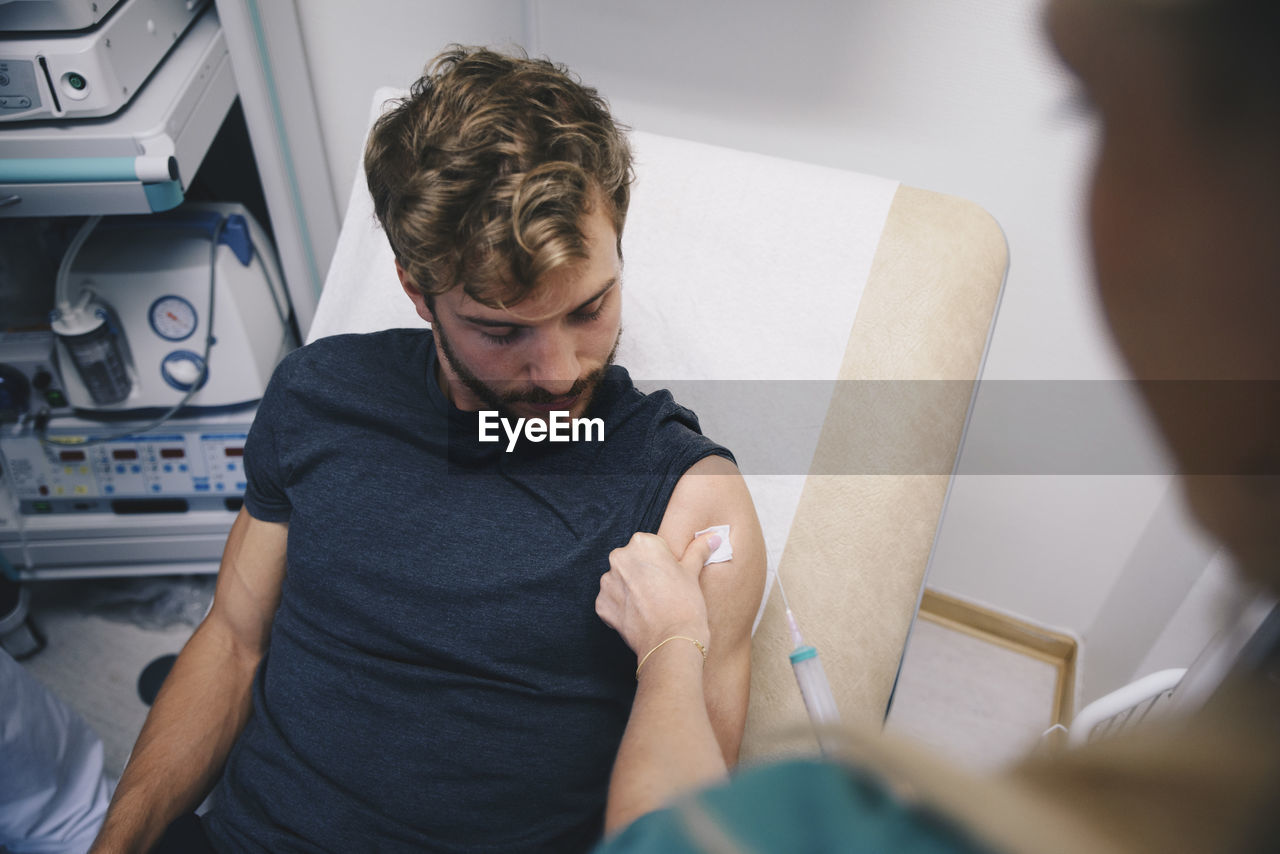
[206, 507, 289, 658]
[656, 454, 766, 765]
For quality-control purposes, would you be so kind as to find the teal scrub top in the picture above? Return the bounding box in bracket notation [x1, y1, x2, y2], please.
[596, 759, 993, 854]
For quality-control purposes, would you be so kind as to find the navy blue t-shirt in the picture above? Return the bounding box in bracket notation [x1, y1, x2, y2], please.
[205, 329, 732, 853]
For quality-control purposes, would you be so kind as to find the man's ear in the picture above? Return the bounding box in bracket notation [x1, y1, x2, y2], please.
[396, 260, 435, 325]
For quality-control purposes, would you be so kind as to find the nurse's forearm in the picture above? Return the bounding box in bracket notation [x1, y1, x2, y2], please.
[604, 639, 728, 835]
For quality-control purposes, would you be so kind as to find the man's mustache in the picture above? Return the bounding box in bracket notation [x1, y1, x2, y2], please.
[499, 365, 608, 404]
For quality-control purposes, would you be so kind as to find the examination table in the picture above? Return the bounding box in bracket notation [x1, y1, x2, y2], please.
[307, 90, 1009, 759]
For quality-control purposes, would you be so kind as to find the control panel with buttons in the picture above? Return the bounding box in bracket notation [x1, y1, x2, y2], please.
[1, 422, 252, 514]
[0, 61, 42, 116]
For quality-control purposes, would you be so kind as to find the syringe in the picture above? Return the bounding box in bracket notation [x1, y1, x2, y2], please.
[777, 574, 842, 753]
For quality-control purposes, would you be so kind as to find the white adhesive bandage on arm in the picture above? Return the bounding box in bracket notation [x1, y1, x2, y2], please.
[695, 525, 732, 565]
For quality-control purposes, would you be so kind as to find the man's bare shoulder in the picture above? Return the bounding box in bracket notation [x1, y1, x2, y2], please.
[659, 454, 756, 533]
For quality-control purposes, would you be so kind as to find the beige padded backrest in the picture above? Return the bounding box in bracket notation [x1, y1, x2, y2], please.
[742, 187, 1007, 760]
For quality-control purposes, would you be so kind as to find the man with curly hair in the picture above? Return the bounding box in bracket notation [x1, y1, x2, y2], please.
[89, 47, 765, 854]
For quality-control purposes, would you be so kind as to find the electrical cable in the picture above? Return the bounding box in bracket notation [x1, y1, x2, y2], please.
[249, 243, 297, 352]
[253, 246, 290, 336]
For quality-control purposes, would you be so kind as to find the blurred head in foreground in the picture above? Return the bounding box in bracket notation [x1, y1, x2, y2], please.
[1048, 0, 1280, 588]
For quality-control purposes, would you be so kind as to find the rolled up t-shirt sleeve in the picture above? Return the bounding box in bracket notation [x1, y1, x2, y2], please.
[636, 392, 735, 534]
[242, 359, 293, 523]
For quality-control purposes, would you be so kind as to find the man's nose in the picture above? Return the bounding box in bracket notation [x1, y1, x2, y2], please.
[527, 330, 581, 396]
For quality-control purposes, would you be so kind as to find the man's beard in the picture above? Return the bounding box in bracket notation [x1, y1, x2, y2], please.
[432, 317, 622, 415]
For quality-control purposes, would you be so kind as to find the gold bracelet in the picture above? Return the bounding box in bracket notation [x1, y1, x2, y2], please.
[635, 635, 708, 680]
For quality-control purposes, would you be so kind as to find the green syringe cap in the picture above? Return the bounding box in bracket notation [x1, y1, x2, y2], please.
[789, 645, 818, 663]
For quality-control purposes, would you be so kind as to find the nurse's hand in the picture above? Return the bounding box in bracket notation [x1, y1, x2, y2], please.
[596, 530, 721, 661]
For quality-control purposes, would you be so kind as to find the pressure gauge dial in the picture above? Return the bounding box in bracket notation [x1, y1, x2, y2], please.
[149, 295, 198, 341]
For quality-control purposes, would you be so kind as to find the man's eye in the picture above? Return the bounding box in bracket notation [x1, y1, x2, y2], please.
[480, 328, 520, 346]
[571, 305, 605, 325]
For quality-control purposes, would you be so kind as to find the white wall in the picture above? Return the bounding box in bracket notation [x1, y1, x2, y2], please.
[291, 0, 1226, 706]
[292, 0, 526, 205]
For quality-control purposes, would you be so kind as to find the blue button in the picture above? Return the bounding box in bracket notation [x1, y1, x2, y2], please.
[104, 485, 115, 493]
[236, 481, 247, 491]
[131, 465, 141, 473]
[116, 465, 125, 474]
[194, 483, 210, 492]
[164, 464, 173, 473]
[215, 482, 225, 491]
[179, 464, 188, 472]
[227, 463, 235, 471]
[151, 484, 161, 493]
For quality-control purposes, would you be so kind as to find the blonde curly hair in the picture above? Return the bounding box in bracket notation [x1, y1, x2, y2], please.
[364, 45, 633, 308]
